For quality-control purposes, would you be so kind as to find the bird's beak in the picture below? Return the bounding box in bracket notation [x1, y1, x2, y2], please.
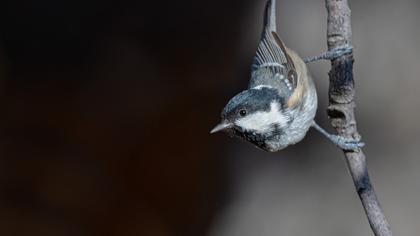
[210, 122, 233, 134]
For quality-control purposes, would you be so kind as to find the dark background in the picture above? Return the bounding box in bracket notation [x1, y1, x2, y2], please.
[1, 0, 419, 235]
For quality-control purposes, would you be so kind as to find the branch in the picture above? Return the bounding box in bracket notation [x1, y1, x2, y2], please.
[325, 1, 393, 236]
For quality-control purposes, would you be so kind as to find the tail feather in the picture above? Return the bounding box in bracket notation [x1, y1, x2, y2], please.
[263, 0, 276, 33]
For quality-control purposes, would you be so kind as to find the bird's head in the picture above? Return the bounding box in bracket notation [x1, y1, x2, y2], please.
[211, 86, 290, 151]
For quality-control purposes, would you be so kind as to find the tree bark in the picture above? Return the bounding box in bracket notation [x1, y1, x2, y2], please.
[325, 1, 393, 236]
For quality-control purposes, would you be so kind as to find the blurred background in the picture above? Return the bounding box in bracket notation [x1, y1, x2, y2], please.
[0, 0, 419, 235]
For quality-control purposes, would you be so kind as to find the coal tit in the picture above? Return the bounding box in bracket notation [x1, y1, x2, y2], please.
[211, 0, 363, 152]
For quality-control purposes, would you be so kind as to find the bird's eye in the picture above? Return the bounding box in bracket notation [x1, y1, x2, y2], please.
[239, 109, 247, 117]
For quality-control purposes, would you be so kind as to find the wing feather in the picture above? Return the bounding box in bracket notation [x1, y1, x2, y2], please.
[250, 0, 298, 92]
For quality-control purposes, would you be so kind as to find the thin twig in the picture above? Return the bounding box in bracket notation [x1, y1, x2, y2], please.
[325, 0, 393, 235]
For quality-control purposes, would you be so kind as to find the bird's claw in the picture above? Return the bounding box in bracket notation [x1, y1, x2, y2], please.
[331, 135, 364, 151]
[328, 45, 353, 60]
[304, 45, 353, 63]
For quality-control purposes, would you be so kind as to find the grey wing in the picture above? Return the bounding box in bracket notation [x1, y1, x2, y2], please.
[249, 0, 297, 96]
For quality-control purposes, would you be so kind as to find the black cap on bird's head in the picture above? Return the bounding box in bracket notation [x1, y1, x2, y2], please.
[210, 86, 293, 152]
[210, 86, 285, 133]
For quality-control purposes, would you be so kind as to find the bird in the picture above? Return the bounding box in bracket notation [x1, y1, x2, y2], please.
[210, 0, 363, 152]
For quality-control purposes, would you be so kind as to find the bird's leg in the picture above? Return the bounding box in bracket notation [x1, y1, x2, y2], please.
[311, 121, 364, 150]
[304, 45, 353, 63]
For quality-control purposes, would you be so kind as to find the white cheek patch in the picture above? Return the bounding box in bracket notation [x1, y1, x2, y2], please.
[235, 102, 289, 132]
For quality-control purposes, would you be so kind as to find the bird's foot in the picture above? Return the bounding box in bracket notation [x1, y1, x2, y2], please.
[312, 122, 364, 151]
[304, 45, 353, 63]
[328, 134, 364, 151]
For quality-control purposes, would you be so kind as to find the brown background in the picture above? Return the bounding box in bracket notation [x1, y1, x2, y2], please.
[0, 0, 419, 235]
